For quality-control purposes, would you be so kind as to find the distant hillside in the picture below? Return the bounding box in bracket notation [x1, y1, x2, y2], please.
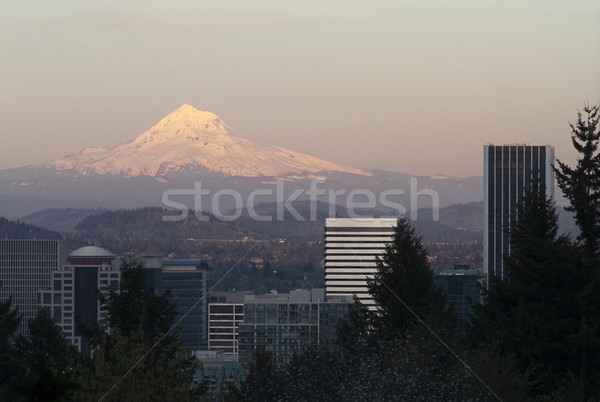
[67, 203, 483, 260]
[0, 217, 62, 239]
[20, 208, 107, 232]
[416, 202, 483, 233]
[70, 207, 276, 255]
[24, 201, 485, 244]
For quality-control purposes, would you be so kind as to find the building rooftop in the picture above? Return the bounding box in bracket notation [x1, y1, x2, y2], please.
[163, 259, 205, 266]
[69, 246, 114, 258]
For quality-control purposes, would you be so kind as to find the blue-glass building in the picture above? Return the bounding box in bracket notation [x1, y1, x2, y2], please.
[143, 255, 208, 350]
[435, 266, 484, 323]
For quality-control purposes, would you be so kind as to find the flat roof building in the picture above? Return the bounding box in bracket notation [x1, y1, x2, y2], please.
[325, 218, 396, 309]
[238, 290, 350, 368]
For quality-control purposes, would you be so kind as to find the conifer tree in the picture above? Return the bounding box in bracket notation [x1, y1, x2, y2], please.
[100, 259, 175, 341]
[469, 185, 581, 397]
[556, 104, 600, 257]
[554, 103, 600, 397]
[18, 308, 79, 381]
[367, 218, 453, 336]
[0, 293, 26, 400]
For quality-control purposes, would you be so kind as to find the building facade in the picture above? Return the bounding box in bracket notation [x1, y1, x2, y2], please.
[324, 218, 396, 309]
[238, 290, 350, 368]
[483, 144, 554, 278]
[39, 246, 119, 356]
[207, 291, 251, 356]
[143, 256, 208, 350]
[0, 239, 69, 337]
[435, 265, 484, 322]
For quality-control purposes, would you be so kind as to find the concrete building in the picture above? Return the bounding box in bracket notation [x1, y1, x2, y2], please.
[238, 289, 351, 368]
[325, 218, 396, 309]
[0, 239, 69, 337]
[207, 291, 251, 356]
[143, 255, 208, 350]
[39, 246, 119, 356]
[484, 144, 554, 278]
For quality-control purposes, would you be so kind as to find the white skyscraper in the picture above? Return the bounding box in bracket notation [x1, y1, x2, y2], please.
[324, 218, 397, 309]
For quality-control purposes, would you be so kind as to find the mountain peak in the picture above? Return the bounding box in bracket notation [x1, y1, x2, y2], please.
[43, 104, 369, 178]
[153, 104, 226, 134]
[171, 104, 219, 120]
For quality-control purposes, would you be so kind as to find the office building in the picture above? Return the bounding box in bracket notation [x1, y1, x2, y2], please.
[435, 265, 484, 322]
[39, 246, 119, 356]
[484, 144, 554, 278]
[238, 289, 350, 368]
[0, 239, 69, 337]
[324, 218, 396, 309]
[143, 255, 208, 350]
[207, 291, 251, 356]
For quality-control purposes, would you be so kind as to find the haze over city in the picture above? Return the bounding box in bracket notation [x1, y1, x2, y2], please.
[1, 0, 599, 177]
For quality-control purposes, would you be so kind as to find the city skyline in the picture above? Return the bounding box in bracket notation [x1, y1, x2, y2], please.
[1, 1, 599, 177]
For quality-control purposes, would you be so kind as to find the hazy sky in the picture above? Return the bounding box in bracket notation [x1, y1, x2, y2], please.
[1, 0, 599, 177]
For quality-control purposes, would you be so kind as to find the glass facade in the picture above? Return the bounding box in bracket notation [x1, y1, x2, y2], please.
[483, 145, 554, 278]
[144, 259, 208, 351]
[435, 270, 484, 322]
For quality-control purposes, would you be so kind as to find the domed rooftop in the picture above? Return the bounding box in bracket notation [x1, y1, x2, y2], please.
[69, 246, 114, 258]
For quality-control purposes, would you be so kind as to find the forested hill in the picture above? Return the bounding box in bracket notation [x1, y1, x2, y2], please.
[0, 217, 62, 239]
[71, 207, 271, 254]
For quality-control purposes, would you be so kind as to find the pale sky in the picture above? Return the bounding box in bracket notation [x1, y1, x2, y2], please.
[1, 0, 599, 177]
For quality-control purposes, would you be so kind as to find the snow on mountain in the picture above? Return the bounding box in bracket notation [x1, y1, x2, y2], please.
[45, 104, 368, 178]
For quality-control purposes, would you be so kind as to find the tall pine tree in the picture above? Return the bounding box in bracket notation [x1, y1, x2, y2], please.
[469, 185, 581, 397]
[556, 104, 600, 257]
[554, 103, 600, 397]
[367, 218, 453, 336]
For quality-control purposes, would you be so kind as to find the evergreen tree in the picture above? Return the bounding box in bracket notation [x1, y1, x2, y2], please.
[555, 103, 600, 257]
[469, 185, 590, 398]
[554, 103, 600, 397]
[367, 218, 453, 336]
[0, 292, 26, 400]
[72, 325, 198, 401]
[17, 308, 80, 385]
[18, 369, 80, 402]
[230, 347, 285, 401]
[100, 259, 175, 341]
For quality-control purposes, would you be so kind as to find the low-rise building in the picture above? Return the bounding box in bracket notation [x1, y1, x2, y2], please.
[238, 289, 351, 368]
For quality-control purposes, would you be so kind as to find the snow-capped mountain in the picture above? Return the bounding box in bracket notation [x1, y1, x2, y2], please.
[45, 104, 368, 178]
[0, 104, 487, 218]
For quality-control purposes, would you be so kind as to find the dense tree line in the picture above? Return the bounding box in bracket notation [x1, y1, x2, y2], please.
[0, 217, 62, 240]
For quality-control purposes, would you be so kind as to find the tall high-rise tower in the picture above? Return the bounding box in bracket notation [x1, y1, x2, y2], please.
[0, 239, 69, 337]
[484, 144, 554, 278]
[39, 245, 119, 356]
[324, 218, 396, 309]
